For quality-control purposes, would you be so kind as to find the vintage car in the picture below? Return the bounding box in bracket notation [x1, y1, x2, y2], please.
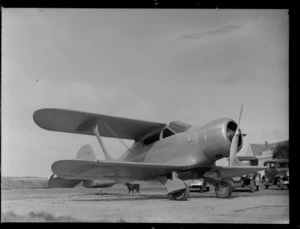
[186, 179, 210, 192]
[231, 156, 261, 192]
[262, 159, 289, 190]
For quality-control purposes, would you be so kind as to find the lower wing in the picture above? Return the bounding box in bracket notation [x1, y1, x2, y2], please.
[205, 165, 267, 180]
[52, 160, 190, 181]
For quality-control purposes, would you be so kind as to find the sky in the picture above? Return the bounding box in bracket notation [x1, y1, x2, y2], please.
[2, 9, 289, 177]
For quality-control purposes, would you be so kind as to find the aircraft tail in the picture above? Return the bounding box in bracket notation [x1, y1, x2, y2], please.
[76, 144, 97, 161]
[48, 174, 82, 188]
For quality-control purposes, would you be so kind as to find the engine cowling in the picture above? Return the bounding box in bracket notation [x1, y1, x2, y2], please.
[194, 118, 243, 161]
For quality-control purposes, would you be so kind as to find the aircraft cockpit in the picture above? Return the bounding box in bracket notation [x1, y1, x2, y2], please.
[142, 121, 192, 146]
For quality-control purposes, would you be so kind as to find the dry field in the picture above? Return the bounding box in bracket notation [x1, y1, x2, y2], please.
[1, 177, 289, 223]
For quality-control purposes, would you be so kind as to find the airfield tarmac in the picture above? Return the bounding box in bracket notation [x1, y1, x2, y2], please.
[1, 178, 289, 223]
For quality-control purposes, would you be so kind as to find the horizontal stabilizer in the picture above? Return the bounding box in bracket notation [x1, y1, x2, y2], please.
[51, 159, 190, 181]
[48, 174, 82, 188]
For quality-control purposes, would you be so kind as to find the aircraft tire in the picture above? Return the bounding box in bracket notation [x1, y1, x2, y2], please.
[171, 183, 189, 201]
[215, 179, 233, 198]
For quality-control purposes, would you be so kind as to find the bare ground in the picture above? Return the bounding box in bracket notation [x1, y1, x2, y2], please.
[1, 177, 289, 223]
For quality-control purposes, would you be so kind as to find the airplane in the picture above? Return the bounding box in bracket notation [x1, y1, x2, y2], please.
[33, 105, 266, 200]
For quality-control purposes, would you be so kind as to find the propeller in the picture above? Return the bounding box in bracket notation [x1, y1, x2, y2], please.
[229, 105, 243, 167]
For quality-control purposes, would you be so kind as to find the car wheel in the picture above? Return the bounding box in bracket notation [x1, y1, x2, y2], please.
[265, 184, 269, 189]
[249, 180, 255, 193]
[262, 177, 265, 185]
[256, 184, 259, 191]
[199, 186, 204, 193]
[276, 178, 284, 190]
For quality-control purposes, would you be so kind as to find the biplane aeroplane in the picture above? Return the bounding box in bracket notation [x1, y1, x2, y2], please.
[33, 106, 266, 200]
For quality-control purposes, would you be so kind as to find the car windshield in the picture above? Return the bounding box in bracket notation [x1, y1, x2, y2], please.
[277, 163, 288, 168]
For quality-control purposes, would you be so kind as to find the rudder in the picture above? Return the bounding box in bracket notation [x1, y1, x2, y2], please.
[76, 144, 96, 161]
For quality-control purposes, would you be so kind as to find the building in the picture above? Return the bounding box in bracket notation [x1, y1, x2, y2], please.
[216, 140, 288, 167]
[245, 140, 289, 166]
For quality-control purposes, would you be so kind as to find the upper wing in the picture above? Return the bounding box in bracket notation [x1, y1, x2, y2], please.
[52, 160, 190, 181]
[205, 165, 267, 179]
[33, 108, 167, 140]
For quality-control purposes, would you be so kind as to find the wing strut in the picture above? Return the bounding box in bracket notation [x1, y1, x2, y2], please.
[93, 125, 115, 161]
[101, 121, 130, 151]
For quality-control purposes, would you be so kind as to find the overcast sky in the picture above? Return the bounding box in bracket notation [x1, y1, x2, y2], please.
[2, 9, 289, 177]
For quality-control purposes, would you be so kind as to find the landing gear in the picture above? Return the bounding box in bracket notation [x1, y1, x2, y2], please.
[215, 179, 234, 198]
[171, 182, 190, 201]
[160, 171, 190, 201]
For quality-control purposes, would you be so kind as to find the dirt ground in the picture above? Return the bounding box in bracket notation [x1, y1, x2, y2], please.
[1, 178, 289, 223]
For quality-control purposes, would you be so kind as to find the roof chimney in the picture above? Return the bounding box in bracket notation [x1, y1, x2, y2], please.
[265, 141, 268, 149]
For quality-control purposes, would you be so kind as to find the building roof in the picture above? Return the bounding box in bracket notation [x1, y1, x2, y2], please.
[250, 140, 288, 157]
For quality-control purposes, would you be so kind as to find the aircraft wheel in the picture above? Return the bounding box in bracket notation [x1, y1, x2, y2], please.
[171, 182, 189, 201]
[215, 179, 233, 198]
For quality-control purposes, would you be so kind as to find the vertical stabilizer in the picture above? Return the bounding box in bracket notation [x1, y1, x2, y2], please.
[76, 144, 97, 161]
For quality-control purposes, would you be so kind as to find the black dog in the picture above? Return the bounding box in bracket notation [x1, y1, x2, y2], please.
[125, 183, 140, 194]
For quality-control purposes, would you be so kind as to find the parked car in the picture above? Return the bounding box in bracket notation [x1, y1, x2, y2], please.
[186, 179, 210, 192]
[262, 159, 289, 190]
[231, 156, 261, 192]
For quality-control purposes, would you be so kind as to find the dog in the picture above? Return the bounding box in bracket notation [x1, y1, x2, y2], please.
[125, 183, 140, 194]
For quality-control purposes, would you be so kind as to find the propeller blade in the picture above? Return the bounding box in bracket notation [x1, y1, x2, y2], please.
[229, 134, 239, 166]
[236, 104, 243, 135]
[229, 105, 244, 167]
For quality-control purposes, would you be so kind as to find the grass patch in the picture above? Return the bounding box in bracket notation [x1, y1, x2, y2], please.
[2, 211, 80, 222]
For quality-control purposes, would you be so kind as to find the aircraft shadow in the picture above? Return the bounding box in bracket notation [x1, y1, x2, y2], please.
[72, 194, 168, 202]
[233, 189, 256, 193]
[72, 191, 243, 201]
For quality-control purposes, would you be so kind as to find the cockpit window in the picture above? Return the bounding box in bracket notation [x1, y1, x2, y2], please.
[143, 133, 160, 146]
[163, 128, 175, 139]
[168, 121, 192, 133]
[142, 121, 192, 146]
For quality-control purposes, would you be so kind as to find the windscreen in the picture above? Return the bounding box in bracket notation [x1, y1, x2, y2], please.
[168, 121, 192, 133]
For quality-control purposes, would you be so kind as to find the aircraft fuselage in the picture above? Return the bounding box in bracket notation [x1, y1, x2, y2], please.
[122, 118, 242, 171]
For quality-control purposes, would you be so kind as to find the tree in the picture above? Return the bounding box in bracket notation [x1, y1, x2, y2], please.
[272, 141, 289, 159]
